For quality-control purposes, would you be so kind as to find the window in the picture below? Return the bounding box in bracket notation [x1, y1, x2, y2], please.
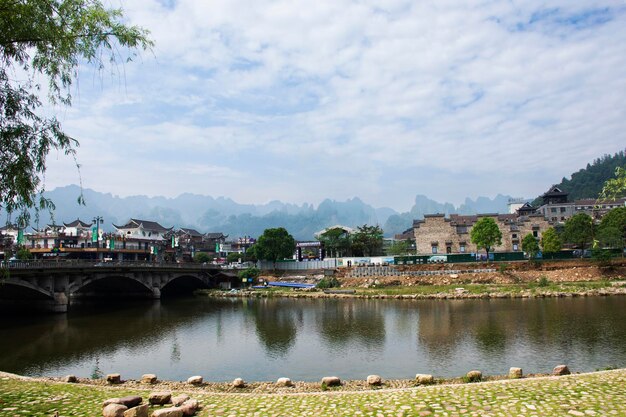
[513, 244, 518, 251]
[446, 246, 452, 254]
[431, 246, 438, 254]
[512, 234, 517, 239]
[533, 231, 538, 238]
[460, 245, 466, 253]
[560, 207, 566, 213]
[551, 207, 557, 213]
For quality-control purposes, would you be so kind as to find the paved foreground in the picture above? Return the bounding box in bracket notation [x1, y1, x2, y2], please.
[1, 369, 625, 416]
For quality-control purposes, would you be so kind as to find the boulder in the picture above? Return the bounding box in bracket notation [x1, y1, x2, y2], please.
[466, 370, 482, 382]
[366, 375, 382, 386]
[553, 365, 571, 376]
[119, 396, 143, 408]
[179, 399, 199, 416]
[172, 394, 190, 407]
[124, 404, 149, 417]
[102, 403, 127, 417]
[106, 373, 122, 384]
[151, 409, 183, 417]
[148, 391, 172, 405]
[415, 374, 434, 384]
[141, 374, 158, 384]
[321, 376, 341, 387]
[103, 398, 123, 407]
[232, 378, 246, 388]
[508, 367, 523, 379]
[64, 375, 77, 383]
[186, 376, 203, 385]
[276, 377, 293, 387]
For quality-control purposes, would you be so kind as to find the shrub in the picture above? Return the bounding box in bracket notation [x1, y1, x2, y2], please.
[238, 267, 260, 281]
[317, 276, 340, 289]
[538, 276, 549, 287]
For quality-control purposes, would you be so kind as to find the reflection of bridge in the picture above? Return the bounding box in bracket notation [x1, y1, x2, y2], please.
[0, 261, 236, 313]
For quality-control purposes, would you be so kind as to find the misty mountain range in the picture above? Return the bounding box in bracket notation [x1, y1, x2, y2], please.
[5, 185, 514, 240]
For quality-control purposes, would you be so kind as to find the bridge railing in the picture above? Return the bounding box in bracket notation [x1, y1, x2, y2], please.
[0, 260, 220, 270]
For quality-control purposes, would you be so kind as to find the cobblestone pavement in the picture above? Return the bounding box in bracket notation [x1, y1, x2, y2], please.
[1, 370, 625, 416]
[193, 370, 626, 416]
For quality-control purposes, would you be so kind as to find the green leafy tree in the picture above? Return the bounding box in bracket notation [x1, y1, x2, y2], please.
[563, 213, 594, 253]
[470, 217, 502, 257]
[541, 227, 562, 253]
[0, 0, 153, 225]
[386, 239, 411, 256]
[599, 165, 626, 201]
[193, 252, 212, 263]
[226, 252, 242, 264]
[254, 227, 296, 266]
[599, 207, 626, 244]
[317, 227, 351, 257]
[521, 233, 540, 260]
[16, 246, 33, 260]
[351, 224, 384, 257]
[238, 267, 260, 286]
[596, 226, 622, 249]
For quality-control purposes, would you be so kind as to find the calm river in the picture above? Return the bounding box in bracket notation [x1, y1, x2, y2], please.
[1, 296, 625, 382]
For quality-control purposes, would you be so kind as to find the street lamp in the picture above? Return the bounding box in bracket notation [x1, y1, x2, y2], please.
[93, 216, 104, 249]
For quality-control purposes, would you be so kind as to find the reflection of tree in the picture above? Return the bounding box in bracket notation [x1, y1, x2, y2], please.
[316, 300, 385, 349]
[251, 300, 297, 357]
[474, 320, 506, 353]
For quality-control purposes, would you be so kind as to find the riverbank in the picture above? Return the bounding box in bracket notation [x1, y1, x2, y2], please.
[201, 259, 626, 300]
[2, 369, 625, 416]
[200, 280, 626, 299]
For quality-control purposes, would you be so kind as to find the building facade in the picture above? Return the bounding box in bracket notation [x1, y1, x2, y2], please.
[413, 213, 551, 255]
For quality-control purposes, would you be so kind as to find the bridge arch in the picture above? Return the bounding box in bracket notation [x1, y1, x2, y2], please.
[0, 278, 53, 299]
[160, 274, 210, 296]
[71, 274, 155, 299]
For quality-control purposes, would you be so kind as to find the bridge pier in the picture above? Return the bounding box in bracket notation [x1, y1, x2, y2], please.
[48, 292, 69, 313]
[152, 288, 161, 299]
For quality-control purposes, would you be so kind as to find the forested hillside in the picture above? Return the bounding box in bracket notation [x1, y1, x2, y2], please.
[533, 150, 626, 205]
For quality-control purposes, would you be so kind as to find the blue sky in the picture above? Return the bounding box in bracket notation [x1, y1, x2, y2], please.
[46, 0, 626, 211]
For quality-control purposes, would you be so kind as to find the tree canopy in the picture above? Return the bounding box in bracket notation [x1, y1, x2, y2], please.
[521, 233, 540, 260]
[470, 217, 502, 256]
[350, 224, 384, 257]
[253, 227, 296, 263]
[317, 227, 351, 258]
[540, 227, 562, 253]
[563, 213, 594, 252]
[599, 166, 626, 201]
[1, 0, 152, 225]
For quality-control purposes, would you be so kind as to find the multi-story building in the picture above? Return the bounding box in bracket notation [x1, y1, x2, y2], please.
[413, 213, 551, 255]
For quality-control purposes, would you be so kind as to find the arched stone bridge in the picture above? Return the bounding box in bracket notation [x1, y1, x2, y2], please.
[0, 261, 237, 313]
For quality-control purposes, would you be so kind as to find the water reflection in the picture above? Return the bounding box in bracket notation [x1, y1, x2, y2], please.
[0, 296, 624, 380]
[315, 300, 386, 350]
[247, 299, 299, 357]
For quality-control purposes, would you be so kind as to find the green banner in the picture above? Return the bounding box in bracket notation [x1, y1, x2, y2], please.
[92, 226, 98, 243]
[172, 235, 175, 248]
[109, 239, 115, 249]
[17, 229, 24, 245]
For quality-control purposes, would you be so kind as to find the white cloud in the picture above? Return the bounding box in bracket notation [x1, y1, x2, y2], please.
[42, 0, 626, 209]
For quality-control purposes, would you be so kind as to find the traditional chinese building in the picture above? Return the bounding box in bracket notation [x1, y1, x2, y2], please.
[413, 213, 551, 255]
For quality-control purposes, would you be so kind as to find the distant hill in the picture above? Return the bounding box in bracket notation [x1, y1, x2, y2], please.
[2, 186, 514, 240]
[531, 149, 626, 206]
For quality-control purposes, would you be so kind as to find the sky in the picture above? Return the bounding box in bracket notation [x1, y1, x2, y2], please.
[45, 0, 626, 212]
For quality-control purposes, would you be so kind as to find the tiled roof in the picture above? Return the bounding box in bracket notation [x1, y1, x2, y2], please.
[63, 219, 92, 228]
[113, 218, 172, 232]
